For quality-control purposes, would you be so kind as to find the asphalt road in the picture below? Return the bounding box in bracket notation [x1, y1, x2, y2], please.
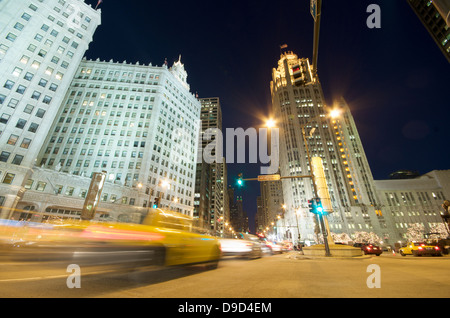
[1, 252, 449, 299]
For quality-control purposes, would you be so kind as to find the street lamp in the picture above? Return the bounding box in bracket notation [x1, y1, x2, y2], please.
[265, 118, 276, 129]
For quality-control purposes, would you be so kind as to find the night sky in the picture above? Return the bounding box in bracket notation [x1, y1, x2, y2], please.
[84, 0, 449, 233]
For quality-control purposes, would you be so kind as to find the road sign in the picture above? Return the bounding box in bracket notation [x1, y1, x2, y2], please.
[311, 0, 318, 21]
[257, 174, 281, 182]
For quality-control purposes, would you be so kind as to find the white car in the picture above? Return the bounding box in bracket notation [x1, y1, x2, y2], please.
[219, 233, 263, 259]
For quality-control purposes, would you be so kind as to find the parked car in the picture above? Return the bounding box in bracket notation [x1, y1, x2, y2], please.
[399, 242, 442, 256]
[353, 243, 382, 256]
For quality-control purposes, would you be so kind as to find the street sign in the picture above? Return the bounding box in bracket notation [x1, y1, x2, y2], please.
[257, 174, 281, 182]
[310, 0, 318, 21]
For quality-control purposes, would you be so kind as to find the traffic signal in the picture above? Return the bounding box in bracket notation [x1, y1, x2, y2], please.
[308, 198, 324, 215]
[315, 198, 324, 215]
[308, 199, 314, 213]
[237, 173, 244, 187]
[153, 197, 160, 208]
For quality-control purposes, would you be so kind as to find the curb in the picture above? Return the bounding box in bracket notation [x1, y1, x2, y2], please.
[285, 251, 372, 260]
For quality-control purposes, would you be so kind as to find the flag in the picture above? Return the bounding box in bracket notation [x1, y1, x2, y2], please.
[95, 0, 102, 9]
[280, 44, 288, 49]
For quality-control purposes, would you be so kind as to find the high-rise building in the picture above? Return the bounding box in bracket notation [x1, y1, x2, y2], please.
[407, 0, 450, 63]
[0, 1, 201, 221]
[374, 170, 450, 242]
[0, 0, 101, 216]
[195, 97, 228, 236]
[35, 57, 200, 217]
[194, 158, 212, 229]
[257, 179, 284, 237]
[270, 51, 387, 244]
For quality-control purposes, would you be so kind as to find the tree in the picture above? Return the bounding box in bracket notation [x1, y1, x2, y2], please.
[405, 223, 425, 242]
[331, 232, 352, 244]
[352, 231, 381, 244]
[428, 223, 449, 240]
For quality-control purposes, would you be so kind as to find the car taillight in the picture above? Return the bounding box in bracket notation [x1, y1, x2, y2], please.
[418, 246, 423, 250]
[435, 246, 440, 250]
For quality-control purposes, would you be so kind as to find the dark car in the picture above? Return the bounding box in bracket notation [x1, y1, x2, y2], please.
[353, 243, 382, 256]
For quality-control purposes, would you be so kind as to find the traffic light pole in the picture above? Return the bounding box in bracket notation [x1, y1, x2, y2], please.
[301, 127, 331, 256]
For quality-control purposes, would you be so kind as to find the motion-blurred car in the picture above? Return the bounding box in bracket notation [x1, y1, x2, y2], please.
[0, 208, 222, 269]
[399, 242, 442, 257]
[219, 233, 262, 259]
[362, 244, 382, 256]
[265, 241, 283, 254]
[353, 242, 382, 256]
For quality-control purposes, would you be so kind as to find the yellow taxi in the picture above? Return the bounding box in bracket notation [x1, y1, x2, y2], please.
[399, 241, 442, 257]
[0, 208, 221, 268]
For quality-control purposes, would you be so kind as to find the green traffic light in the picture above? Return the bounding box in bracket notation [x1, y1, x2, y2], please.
[237, 179, 243, 186]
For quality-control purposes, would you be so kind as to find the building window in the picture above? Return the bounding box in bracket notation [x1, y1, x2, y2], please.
[7, 134, 19, 145]
[24, 72, 34, 81]
[31, 91, 41, 100]
[7, 98, 19, 108]
[16, 119, 27, 129]
[0, 113, 10, 124]
[16, 85, 26, 94]
[6, 33, 17, 42]
[2, 173, 15, 184]
[20, 55, 30, 64]
[0, 151, 10, 162]
[24, 179, 34, 189]
[4, 80, 15, 89]
[28, 123, 38, 133]
[34, 34, 43, 42]
[36, 181, 47, 191]
[42, 95, 52, 104]
[49, 83, 58, 91]
[11, 154, 24, 165]
[65, 187, 74, 196]
[20, 138, 32, 149]
[21, 13, 31, 21]
[35, 108, 46, 118]
[24, 104, 34, 114]
[12, 67, 23, 77]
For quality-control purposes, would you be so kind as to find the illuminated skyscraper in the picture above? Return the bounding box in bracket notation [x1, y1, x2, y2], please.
[36, 57, 201, 218]
[0, 0, 201, 221]
[195, 97, 228, 235]
[407, 0, 450, 63]
[0, 0, 101, 216]
[270, 51, 385, 244]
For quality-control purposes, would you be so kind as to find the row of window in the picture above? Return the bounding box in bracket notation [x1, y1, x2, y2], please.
[0, 171, 192, 210]
[384, 191, 444, 207]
